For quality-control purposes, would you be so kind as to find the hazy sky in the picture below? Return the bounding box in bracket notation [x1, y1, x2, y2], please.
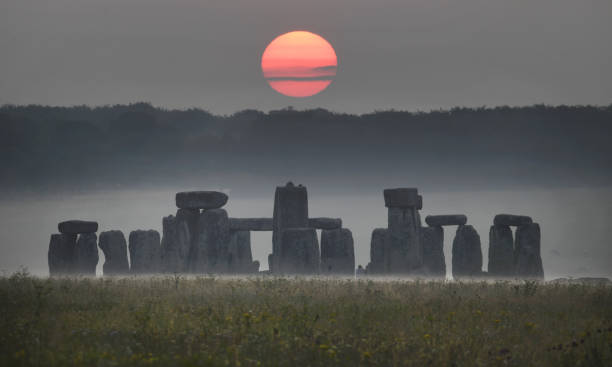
[1, 0, 611, 114]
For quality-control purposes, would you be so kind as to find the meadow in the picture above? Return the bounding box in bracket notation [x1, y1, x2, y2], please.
[1, 271, 610, 366]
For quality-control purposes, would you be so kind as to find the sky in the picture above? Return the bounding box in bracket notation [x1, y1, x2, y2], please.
[1, 0, 611, 114]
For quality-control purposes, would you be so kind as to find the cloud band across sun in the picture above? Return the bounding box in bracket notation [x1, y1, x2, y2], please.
[261, 31, 337, 98]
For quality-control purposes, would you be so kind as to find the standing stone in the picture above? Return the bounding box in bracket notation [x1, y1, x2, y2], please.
[193, 209, 230, 273]
[227, 230, 256, 273]
[421, 226, 445, 277]
[387, 206, 422, 273]
[514, 223, 544, 279]
[48, 233, 77, 275]
[98, 230, 129, 275]
[129, 230, 161, 274]
[177, 208, 200, 265]
[271, 182, 309, 272]
[161, 215, 191, 273]
[488, 225, 514, 277]
[320, 228, 355, 275]
[75, 233, 98, 275]
[278, 228, 319, 274]
[368, 228, 388, 274]
[452, 225, 483, 279]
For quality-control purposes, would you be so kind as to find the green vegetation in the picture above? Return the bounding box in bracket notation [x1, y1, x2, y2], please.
[1, 272, 611, 366]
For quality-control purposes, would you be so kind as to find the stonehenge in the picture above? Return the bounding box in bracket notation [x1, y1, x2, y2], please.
[487, 215, 544, 279]
[48, 220, 99, 276]
[46, 184, 543, 280]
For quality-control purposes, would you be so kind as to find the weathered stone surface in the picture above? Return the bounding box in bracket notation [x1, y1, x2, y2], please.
[383, 188, 419, 208]
[387, 206, 422, 273]
[417, 195, 423, 210]
[278, 228, 319, 274]
[161, 215, 191, 273]
[58, 220, 98, 234]
[227, 230, 257, 273]
[425, 215, 468, 227]
[308, 217, 342, 230]
[272, 182, 309, 271]
[128, 230, 161, 274]
[176, 208, 199, 269]
[494, 214, 533, 227]
[320, 228, 355, 275]
[75, 233, 98, 275]
[192, 209, 230, 273]
[229, 218, 273, 231]
[488, 225, 514, 277]
[514, 223, 544, 279]
[368, 228, 388, 274]
[175, 191, 228, 210]
[48, 233, 77, 275]
[452, 225, 483, 278]
[421, 226, 445, 277]
[98, 230, 129, 275]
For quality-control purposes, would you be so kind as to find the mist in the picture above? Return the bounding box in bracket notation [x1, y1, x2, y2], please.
[1, 184, 610, 279]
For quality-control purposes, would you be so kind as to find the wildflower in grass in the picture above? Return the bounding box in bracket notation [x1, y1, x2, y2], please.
[525, 321, 535, 330]
[424, 334, 431, 339]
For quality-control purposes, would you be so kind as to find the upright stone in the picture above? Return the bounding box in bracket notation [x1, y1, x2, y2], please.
[98, 230, 129, 275]
[75, 233, 98, 275]
[368, 228, 388, 274]
[387, 206, 422, 273]
[488, 225, 514, 277]
[278, 228, 319, 274]
[193, 209, 230, 273]
[161, 215, 191, 273]
[272, 182, 309, 272]
[421, 226, 445, 277]
[128, 230, 161, 274]
[227, 230, 258, 273]
[452, 225, 483, 279]
[514, 223, 544, 279]
[320, 228, 355, 275]
[48, 233, 77, 275]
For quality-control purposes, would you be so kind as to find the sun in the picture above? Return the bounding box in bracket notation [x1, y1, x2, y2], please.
[261, 31, 337, 98]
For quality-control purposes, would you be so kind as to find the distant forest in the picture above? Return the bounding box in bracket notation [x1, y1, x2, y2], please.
[1, 103, 611, 193]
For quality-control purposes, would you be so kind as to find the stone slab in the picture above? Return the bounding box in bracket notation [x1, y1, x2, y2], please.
[494, 214, 533, 227]
[229, 218, 273, 231]
[58, 220, 98, 234]
[175, 191, 228, 210]
[308, 217, 342, 230]
[425, 215, 467, 227]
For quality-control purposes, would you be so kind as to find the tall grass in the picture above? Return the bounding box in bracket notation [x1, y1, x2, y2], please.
[1, 272, 610, 366]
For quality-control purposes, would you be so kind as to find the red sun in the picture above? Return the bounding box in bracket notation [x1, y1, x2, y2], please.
[261, 31, 337, 98]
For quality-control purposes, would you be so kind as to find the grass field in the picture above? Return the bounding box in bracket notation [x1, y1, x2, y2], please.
[1, 271, 611, 366]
